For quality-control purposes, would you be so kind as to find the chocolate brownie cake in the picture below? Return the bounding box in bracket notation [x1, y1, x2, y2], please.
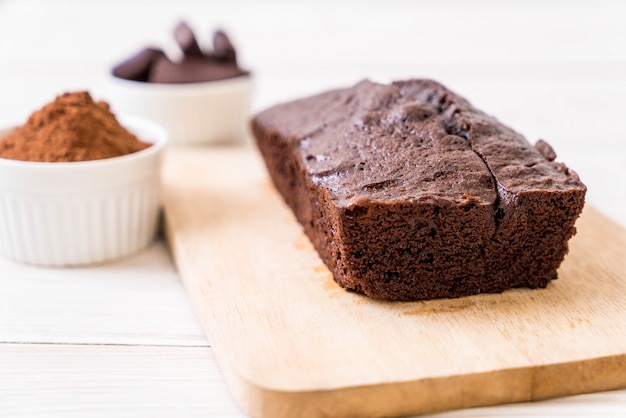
[252, 79, 586, 301]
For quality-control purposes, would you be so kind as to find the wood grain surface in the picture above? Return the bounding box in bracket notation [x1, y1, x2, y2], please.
[163, 147, 626, 418]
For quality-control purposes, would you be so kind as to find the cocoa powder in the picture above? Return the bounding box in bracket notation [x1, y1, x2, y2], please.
[0, 92, 150, 162]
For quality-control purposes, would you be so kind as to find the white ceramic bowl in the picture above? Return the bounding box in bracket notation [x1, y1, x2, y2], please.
[100, 74, 253, 146]
[0, 116, 167, 266]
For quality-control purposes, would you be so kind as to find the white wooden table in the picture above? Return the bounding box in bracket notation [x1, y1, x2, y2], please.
[1, 1, 625, 416]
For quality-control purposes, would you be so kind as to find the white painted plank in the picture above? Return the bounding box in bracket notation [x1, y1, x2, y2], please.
[0, 343, 244, 418]
[0, 242, 207, 347]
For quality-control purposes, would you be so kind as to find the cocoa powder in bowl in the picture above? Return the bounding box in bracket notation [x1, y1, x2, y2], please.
[0, 92, 150, 162]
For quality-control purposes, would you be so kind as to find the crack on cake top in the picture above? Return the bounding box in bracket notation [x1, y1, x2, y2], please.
[296, 80, 498, 207]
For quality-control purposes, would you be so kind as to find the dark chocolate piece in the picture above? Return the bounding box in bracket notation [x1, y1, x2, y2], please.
[252, 79, 587, 301]
[111, 48, 165, 82]
[173, 21, 203, 57]
[148, 56, 248, 84]
[213, 30, 237, 63]
[112, 23, 248, 84]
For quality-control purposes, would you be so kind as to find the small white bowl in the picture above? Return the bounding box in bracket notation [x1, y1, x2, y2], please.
[100, 74, 253, 146]
[0, 116, 167, 266]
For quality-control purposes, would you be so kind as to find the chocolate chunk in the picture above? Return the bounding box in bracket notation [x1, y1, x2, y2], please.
[112, 23, 248, 83]
[535, 139, 557, 161]
[112, 48, 165, 82]
[213, 30, 237, 63]
[148, 56, 248, 84]
[173, 21, 203, 57]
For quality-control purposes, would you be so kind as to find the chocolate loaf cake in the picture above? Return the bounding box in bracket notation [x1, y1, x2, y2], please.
[252, 79, 586, 301]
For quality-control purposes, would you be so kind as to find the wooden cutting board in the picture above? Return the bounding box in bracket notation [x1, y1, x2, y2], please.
[162, 147, 626, 418]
